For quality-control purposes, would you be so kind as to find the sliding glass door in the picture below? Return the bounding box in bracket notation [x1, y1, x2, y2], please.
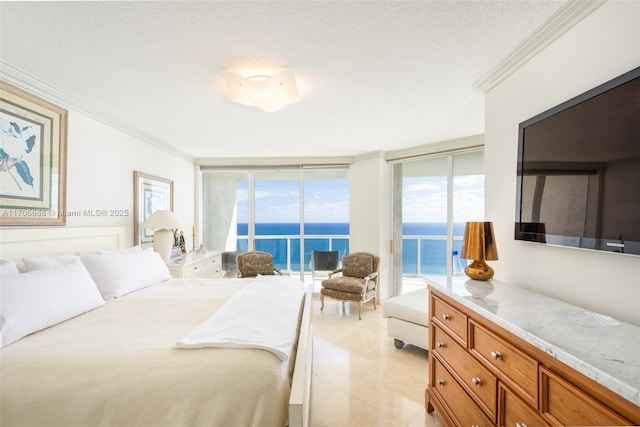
[254, 170, 301, 272]
[303, 169, 350, 290]
[391, 149, 484, 294]
[202, 167, 349, 284]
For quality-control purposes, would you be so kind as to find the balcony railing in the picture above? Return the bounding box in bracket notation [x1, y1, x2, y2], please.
[237, 233, 463, 278]
[402, 234, 465, 277]
[237, 234, 349, 272]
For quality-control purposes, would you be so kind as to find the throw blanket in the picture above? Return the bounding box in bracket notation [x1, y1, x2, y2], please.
[176, 275, 305, 361]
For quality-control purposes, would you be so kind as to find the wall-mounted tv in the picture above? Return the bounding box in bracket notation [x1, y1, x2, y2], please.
[515, 66, 640, 256]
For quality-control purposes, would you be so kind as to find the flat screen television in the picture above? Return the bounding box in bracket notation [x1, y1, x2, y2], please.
[515, 66, 640, 256]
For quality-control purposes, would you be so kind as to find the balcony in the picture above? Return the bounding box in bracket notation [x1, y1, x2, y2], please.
[235, 232, 465, 293]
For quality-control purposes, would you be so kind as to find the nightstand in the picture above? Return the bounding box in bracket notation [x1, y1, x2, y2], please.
[167, 251, 222, 279]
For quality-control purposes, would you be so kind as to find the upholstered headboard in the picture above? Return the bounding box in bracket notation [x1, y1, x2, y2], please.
[0, 227, 126, 261]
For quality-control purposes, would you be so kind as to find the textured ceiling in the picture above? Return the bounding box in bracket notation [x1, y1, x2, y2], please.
[0, 1, 565, 160]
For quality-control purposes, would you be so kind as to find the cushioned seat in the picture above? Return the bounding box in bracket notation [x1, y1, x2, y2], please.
[382, 288, 429, 350]
[321, 276, 376, 295]
[320, 252, 379, 320]
[235, 251, 282, 278]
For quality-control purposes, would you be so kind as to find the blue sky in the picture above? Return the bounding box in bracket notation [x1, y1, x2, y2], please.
[236, 175, 484, 224]
[236, 179, 350, 223]
[402, 175, 485, 223]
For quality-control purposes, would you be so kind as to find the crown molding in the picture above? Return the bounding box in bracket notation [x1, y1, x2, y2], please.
[0, 61, 195, 163]
[474, 0, 607, 93]
[385, 134, 484, 163]
[353, 150, 385, 163]
[196, 155, 354, 168]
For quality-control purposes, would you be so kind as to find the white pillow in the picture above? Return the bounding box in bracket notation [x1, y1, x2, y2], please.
[0, 260, 20, 276]
[81, 250, 171, 299]
[0, 259, 105, 349]
[22, 254, 78, 271]
[97, 245, 143, 255]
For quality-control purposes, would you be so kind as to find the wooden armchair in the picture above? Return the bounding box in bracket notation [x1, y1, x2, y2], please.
[320, 252, 379, 320]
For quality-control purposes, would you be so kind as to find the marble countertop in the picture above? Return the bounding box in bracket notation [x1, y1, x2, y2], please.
[425, 275, 640, 407]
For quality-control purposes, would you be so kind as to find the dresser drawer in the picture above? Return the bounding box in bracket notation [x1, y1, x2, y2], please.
[432, 295, 468, 345]
[432, 356, 494, 427]
[470, 321, 538, 403]
[499, 383, 546, 427]
[184, 256, 217, 277]
[432, 323, 457, 357]
[434, 324, 497, 421]
[168, 252, 221, 278]
[540, 367, 632, 426]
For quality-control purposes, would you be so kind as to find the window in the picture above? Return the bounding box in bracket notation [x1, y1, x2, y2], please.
[303, 169, 350, 290]
[254, 170, 301, 271]
[391, 149, 484, 294]
[201, 167, 349, 284]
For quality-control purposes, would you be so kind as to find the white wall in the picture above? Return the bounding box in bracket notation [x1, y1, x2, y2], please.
[485, 1, 640, 325]
[58, 109, 195, 248]
[350, 152, 392, 300]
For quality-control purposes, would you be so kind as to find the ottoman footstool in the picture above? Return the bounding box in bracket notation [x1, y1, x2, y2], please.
[382, 288, 429, 350]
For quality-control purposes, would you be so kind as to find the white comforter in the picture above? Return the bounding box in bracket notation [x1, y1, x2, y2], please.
[176, 275, 305, 360]
[0, 277, 304, 427]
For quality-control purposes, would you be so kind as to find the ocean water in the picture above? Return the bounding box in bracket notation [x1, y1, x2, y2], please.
[237, 222, 464, 275]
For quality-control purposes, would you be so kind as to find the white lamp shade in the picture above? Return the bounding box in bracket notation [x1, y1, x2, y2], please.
[225, 71, 299, 112]
[141, 210, 184, 230]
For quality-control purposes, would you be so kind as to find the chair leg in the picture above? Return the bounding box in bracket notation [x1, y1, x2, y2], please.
[373, 297, 377, 310]
[358, 301, 362, 320]
[320, 294, 324, 311]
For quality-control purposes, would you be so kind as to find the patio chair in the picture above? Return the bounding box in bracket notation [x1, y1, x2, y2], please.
[311, 250, 340, 285]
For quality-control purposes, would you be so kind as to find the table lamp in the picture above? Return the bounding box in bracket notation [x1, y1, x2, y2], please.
[461, 221, 499, 281]
[141, 210, 184, 263]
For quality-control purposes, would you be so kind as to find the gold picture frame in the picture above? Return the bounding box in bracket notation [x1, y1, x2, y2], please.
[0, 80, 68, 226]
[133, 171, 174, 246]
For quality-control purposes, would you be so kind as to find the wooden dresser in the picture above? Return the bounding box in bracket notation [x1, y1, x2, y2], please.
[425, 276, 640, 427]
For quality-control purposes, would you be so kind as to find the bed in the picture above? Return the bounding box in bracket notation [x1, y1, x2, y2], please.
[0, 227, 312, 427]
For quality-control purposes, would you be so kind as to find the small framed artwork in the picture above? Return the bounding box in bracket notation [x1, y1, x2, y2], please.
[133, 171, 173, 246]
[0, 80, 68, 226]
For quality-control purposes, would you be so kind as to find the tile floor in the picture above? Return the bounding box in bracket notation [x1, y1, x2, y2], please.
[309, 295, 444, 427]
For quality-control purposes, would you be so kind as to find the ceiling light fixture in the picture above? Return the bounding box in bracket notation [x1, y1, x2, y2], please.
[224, 70, 299, 112]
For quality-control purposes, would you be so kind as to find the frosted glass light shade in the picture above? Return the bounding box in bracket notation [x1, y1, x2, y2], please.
[225, 71, 299, 112]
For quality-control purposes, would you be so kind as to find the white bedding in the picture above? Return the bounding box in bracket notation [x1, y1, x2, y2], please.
[176, 275, 305, 361]
[0, 277, 304, 427]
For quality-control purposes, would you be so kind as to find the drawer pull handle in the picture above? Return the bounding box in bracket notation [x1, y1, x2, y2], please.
[491, 351, 503, 360]
[437, 379, 445, 386]
[471, 377, 483, 387]
[442, 314, 451, 321]
[516, 423, 528, 427]
[437, 342, 446, 349]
